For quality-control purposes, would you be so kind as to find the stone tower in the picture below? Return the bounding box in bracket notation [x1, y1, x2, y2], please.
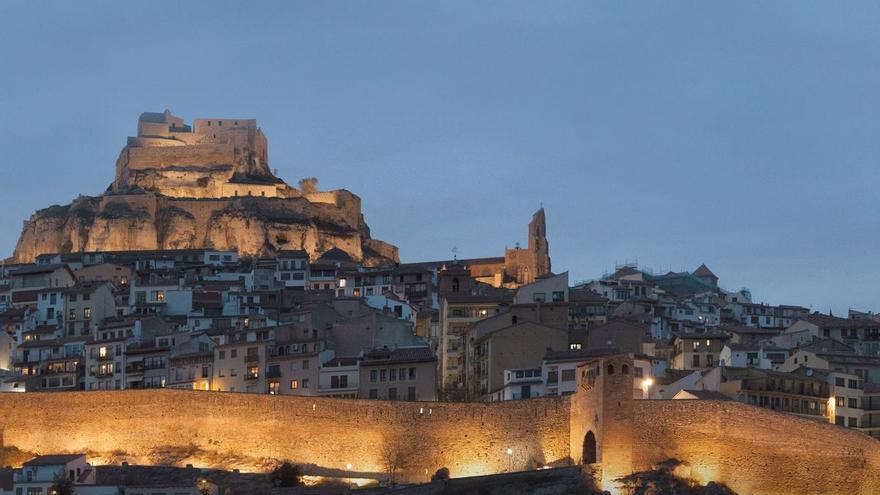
[529, 208, 551, 277]
[503, 208, 552, 285]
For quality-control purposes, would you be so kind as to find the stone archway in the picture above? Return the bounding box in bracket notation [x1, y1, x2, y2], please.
[583, 430, 597, 464]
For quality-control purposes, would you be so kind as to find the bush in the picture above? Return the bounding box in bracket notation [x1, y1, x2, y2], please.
[270, 461, 303, 487]
[431, 467, 450, 482]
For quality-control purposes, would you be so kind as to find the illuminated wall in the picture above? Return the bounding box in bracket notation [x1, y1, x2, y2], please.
[0, 390, 570, 481]
[2, 360, 879, 493]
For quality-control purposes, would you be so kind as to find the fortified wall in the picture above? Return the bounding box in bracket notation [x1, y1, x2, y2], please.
[0, 357, 879, 494]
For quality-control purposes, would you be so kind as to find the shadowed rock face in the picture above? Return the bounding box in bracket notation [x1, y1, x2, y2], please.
[12, 192, 398, 265]
[10, 111, 399, 264]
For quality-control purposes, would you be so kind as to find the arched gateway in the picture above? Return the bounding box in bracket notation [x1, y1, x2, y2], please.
[583, 430, 597, 464]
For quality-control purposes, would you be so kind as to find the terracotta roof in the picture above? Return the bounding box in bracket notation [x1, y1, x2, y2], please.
[362, 347, 435, 365]
[692, 264, 717, 279]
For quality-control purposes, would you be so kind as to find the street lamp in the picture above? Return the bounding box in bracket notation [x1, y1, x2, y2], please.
[506, 448, 513, 472]
[641, 377, 654, 399]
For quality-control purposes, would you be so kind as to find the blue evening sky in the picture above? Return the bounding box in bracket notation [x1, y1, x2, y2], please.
[1, 1, 878, 313]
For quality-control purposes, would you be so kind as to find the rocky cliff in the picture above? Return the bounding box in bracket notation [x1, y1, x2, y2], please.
[10, 111, 398, 265]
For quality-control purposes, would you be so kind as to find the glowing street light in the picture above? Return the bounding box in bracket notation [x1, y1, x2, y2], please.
[346, 463, 352, 470]
[641, 377, 654, 399]
[506, 447, 513, 472]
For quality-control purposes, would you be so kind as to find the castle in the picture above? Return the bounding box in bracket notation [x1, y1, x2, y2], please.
[114, 110, 281, 199]
[12, 111, 399, 264]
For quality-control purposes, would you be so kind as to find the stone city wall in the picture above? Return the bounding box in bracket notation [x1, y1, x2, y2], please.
[627, 399, 880, 495]
[0, 390, 571, 480]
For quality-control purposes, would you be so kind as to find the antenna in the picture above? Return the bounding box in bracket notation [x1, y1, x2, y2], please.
[452, 247, 458, 262]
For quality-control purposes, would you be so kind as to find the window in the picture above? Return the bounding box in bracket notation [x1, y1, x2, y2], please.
[219, 350, 226, 359]
[835, 377, 846, 387]
[83, 307, 92, 319]
[552, 291, 565, 302]
[230, 368, 237, 376]
[231, 349, 238, 358]
[331, 375, 348, 389]
[370, 370, 377, 383]
[570, 343, 582, 350]
[247, 366, 259, 379]
[849, 398, 859, 409]
[302, 378, 309, 388]
[848, 417, 859, 427]
[99, 346, 107, 358]
[290, 380, 299, 389]
[409, 367, 416, 380]
[849, 379, 859, 389]
[408, 386, 416, 401]
[69, 308, 77, 321]
[369, 388, 378, 399]
[268, 381, 280, 395]
[692, 355, 700, 368]
[561, 369, 576, 382]
[202, 366, 209, 378]
[389, 387, 398, 400]
[380, 369, 387, 382]
[836, 396, 845, 407]
[390, 368, 397, 381]
[533, 292, 546, 303]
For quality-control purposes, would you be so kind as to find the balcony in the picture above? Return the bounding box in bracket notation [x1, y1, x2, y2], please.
[265, 369, 281, 379]
[125, 363, 145, 374]
[96, 354, 114, 362]
[245, 353, 260, 363]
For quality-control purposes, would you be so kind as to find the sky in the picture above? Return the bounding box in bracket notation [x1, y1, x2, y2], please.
[0, 1, 878, 314]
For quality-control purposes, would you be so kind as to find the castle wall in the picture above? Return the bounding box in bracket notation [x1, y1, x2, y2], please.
[126, 143, 234, 170]
[0, 390, 571, 481]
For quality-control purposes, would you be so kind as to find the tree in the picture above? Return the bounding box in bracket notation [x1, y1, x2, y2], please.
[380, 439, 415, 485]
[431, 467, 450, 482]
[50, 475, 75, 495]
[298, 177, 319, 194]
[270, 461, 303, 488]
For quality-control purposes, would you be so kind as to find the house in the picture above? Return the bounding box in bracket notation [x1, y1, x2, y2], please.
[719, 367, 830, 421]
[780, 314, 880, 356]
[274, 250, 310, 290]
[318, 357, 360, 398]
[439, 293, 511, 391]
[584, 319, 650, 355]
[862, 383, 880, 440]
[469, 320, 568, 400]
[719, 343, 788, 369]
[494, 367, 545, 401]
[513, 272, 568, 304]
[359, 347, 437, 401]
[13, 454, 96, 494]
[670, 332, 729, 370]
[779, 338, 880, 384]
[62, 282, 115, 337]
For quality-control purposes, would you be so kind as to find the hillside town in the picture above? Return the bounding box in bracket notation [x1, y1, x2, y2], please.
[2, 203, 879, 449]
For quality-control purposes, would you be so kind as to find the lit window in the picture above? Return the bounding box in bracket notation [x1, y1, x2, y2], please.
[99, 347, 107, 358]
[290, 379, 299, 389]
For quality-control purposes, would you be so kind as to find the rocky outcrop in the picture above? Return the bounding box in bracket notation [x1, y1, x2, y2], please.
[13, 191, 397, 265]
[11, 110, 398, 264]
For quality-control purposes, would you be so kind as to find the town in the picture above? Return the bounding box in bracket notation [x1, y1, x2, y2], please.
[0, 111, 878, 495]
